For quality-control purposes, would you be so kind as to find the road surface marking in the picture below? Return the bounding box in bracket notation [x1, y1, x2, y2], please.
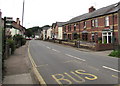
[102, 66, 120, 73]
[46, 46, 51, 49]
[64, 72, 85, 83]
[28, 47, 37, 67]
[51, 69, 98, 84]
[65, 54, 86, 61]
[52, 49, 60, 53]
[75, 69, 98, 80]
[52, 74, 72, 85]
[112, 75, 120, 79]
[37, 64, 49, 68]
[63, 60, 79, 63]
[28, 42, 47, 86]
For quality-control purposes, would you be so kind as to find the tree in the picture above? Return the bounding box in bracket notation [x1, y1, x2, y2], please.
[25, 29, 33, 38]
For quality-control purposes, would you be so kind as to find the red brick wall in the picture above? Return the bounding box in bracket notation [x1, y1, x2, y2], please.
[63, 13, 119, 45]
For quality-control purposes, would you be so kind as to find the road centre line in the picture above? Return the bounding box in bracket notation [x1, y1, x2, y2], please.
[102, 66, 120, 73]
[52, 49, 60, 53]
[46, 46, 51, 49]
[65, 54, 86, 61]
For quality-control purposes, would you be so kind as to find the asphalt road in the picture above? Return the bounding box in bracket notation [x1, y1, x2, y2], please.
[29, 40, 119, 85]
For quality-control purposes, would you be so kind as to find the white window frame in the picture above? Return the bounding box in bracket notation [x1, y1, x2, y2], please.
[95, 18, 98, 27]
[102, 31, 112, 44]
[105, 16, 109, 26]
[84, 21, 86, 28]
[92, 20, 95, 27]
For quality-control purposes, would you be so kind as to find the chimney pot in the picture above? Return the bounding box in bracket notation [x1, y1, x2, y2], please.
[89, 6, 96, 13]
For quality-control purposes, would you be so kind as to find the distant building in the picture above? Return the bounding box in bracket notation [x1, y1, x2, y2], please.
[42, 26, 50, 40]
[47, 27, 52, 39]
[11, 18, 25, 37]
[52, 22, 66, 40]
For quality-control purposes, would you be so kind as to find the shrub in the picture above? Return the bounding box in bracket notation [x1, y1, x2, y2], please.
[6, 38, 15, 54]
[98, 37, 102, 43]
[21, 38, 26, 45]
[104, 40, 107, 44]
[109, 50, 120, 58]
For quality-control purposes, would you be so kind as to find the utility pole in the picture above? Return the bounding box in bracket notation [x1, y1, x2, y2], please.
[22, 0, 25, 26]
[0, 9, 2, 84]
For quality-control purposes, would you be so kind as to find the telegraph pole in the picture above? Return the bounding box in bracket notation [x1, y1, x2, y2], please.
[22, 0, 25, 26]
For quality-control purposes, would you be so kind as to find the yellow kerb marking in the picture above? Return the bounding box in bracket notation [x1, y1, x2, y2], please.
[28, 42, 47, 86]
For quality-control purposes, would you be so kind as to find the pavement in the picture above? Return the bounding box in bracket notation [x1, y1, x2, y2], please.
[3, 41, 34, 84]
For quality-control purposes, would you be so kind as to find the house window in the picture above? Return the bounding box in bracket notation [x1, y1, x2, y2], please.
[91, 33, 95, 42]
[83, 21, 86, 29]
[74, 24, 77, 31]
[92, 19, 98, 27]
[92, 19, 95, 27]
[68, 25, 71, 31]
[68, 34, 71, 40]
[105, 16, 109, 26]
[95, 19, 98, 27]
[102, 31, 112, 44]
[64, 26, 66, 32]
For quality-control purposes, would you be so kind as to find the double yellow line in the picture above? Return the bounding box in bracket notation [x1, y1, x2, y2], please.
[28, 42, 47, 86]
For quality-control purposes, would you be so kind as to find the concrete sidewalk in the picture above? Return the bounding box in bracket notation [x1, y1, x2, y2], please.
[3, 41, 34, 84]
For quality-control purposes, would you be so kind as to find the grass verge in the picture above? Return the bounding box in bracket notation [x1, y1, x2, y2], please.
[109, 50, 120, 58]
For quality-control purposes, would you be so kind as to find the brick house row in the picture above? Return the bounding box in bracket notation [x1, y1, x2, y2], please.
[62, 2, 120, 47]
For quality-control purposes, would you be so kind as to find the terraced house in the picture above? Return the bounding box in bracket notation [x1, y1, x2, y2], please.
[62, 2, 120, 50]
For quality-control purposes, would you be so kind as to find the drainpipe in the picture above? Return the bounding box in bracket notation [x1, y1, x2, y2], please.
[77, 22, 80, 48]
[118, 5, 120, 50]
[112, 13, 115, 50]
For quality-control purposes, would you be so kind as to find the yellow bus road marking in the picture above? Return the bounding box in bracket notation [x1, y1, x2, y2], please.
[28, 42, 47, 86]
[112, 75, 120, 79]
[51, 69, 98, 84]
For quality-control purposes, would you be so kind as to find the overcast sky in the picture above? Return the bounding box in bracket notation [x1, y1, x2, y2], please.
[0, 0, 120, 28]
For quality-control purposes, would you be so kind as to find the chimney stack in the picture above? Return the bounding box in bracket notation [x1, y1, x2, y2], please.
[16, 18, 20, 25]
[89, 6, 96, 13]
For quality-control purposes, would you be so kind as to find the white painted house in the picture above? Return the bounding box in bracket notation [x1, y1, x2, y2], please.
[42, 26, 50, 40]
[54, 22, 66, 40]
[47, 27, 52, 39]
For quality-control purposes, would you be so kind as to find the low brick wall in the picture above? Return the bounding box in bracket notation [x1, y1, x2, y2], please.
[46, 39, 116, 51]
[95, 43, 113, 51]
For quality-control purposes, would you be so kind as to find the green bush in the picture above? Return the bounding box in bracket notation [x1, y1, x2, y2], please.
[13, 34, 26, 47]
[109, 50, 120, 58]
[21, 38, 26, 45]
[98, 37, 102, 43]
[6, 38, 15, 54]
